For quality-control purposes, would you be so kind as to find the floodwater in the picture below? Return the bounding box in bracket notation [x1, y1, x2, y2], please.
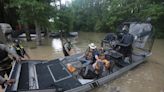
[24, 32, 105, 60]
[24, 32, 164, 92]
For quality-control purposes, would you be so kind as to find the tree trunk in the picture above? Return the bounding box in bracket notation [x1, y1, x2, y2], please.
[44, 27, 48, 37]
[59, 0, 62, 9]
[24, 24, 31, 41]
[35, 21, 42, 46]
[0, 0, 5, 22]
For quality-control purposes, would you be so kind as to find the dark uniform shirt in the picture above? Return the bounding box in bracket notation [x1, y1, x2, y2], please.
[0, 48, 8, 61]
[0, 44, 18, 76]
[0, 75, 6, 85]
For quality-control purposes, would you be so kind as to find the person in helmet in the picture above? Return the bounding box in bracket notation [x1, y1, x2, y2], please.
[11, 39, 30, 59]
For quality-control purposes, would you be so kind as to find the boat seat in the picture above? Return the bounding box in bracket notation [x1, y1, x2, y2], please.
[105, 51, 130, 68]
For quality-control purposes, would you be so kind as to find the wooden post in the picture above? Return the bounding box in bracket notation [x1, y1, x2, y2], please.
[0, 28, 6, 43]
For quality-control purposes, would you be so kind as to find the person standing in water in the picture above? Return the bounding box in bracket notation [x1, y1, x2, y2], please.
[11, 39, 30, 59]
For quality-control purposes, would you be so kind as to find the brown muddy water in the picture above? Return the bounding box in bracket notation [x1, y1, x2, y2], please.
[23, 32, 164, 92]
[24, 32, 105, 60]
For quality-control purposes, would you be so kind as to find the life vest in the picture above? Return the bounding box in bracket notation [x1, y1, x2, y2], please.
[85, 51, 93, 60]
[13, 44, 25, 58]
[67, 64, 76, 73]
[101, 59, 110, 69]
[95, 59, 110, 71]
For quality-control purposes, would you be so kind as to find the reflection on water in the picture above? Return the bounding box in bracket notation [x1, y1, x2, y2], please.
[52, 38, 62, 52]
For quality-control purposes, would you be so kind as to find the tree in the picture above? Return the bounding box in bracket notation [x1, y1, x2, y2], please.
[53, 5, 73, 32]
[10, 0, 55, 45]
[71, 0, 164, 37]
[9, 0, 164, 39]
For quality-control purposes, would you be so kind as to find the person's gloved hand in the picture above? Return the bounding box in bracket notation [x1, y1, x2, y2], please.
[15, 56, 21, 62]
[1, 79, 15, 88]
[4, 79, 15, 86]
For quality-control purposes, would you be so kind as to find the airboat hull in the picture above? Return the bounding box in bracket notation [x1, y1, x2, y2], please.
[5, 52, 148, 92]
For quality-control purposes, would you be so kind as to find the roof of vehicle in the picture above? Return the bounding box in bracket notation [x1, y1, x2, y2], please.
[0, 23, 12, 28]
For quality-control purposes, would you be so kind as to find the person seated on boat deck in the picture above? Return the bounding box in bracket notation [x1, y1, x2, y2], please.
[11, 39, 30, 60]
[93, 53, 110, 77]
[80, 51, 94, 66]
[85, 43, 99, 65]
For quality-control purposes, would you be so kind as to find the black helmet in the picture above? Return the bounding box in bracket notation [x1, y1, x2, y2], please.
[13, 39, 20, 44]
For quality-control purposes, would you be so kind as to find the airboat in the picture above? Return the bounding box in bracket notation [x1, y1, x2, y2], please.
[5, 22, 154, 92]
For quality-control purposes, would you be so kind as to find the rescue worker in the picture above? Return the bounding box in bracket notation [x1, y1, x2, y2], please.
[118, 24, 134, 57]
[63, 41, 73, 56]
[0, 42, 21, 77]
[11, 39, 30, 59]
[59, 30, 74, 56]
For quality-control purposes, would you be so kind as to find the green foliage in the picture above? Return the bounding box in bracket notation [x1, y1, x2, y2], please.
[71, 0, 164, 38]
[10, 0, 54, 28]
[53, 6, 74, 32]
[9, 0, 164, 38]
